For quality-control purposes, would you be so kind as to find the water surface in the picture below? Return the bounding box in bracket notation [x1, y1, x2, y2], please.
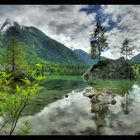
[13, 76, 140, 135]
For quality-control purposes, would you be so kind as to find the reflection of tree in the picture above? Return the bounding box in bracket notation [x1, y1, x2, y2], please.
[122, 93, 128, 114]
[121, 92, 132, 115]
[121, 81, 133, 115]
[91, 104, 108, 134]
[96, 110, 108, 134]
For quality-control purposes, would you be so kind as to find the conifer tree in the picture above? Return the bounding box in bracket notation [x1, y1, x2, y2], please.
[4, 36, 28, 73]
[90, 21, 108, 63]
[120, 38, 133, 61]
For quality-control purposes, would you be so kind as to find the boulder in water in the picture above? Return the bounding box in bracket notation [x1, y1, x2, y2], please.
[82, 57, 135, 80]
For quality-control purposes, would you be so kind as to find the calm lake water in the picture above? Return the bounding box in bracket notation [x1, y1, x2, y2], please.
[11, 76, 140, 135]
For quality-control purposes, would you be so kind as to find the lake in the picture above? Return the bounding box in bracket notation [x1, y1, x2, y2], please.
[10, 76, 140, 135]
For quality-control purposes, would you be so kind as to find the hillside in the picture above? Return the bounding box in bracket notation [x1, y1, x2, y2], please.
[74, 49, 110, 65]
[130, 53, 140, 64]
[0, 19, 86, 66]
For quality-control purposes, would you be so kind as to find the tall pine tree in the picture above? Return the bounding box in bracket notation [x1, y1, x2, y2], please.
[90, 21, 108, 63]
[4, 36, 28, 73]
[120, 38, 133, 61]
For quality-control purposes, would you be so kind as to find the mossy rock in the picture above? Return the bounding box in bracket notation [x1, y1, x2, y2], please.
[83, 57, 135, 80]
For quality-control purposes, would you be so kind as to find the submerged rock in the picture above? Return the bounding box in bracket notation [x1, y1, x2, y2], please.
[83, 88, 116, 113]
[82, 57, 135, 80]
[65, 94, 68, 98]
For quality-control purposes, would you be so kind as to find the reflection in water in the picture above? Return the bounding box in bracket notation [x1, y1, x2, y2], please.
[89, 79, 135, 96]
[22, 78, 89, 116]
[94, 108, 108, 134]
[121, 93, 130, 115]
[13, 89, 96, 135]
[121, 81, 134, 115]
[2, 84, 140, 135]
[87, 84, 140, 135]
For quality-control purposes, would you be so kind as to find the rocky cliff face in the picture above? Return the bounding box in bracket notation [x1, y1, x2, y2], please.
[83, 57, 135, 81]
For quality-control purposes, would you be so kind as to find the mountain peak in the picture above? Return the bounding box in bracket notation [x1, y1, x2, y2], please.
[0, 22, 86, 66]
[0, 19, 22, 33]
[0, 18, 12, 31]
[5, 18, 12, 24]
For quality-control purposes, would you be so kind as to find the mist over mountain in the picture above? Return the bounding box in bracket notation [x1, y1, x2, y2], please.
[0, 19, 86, 66]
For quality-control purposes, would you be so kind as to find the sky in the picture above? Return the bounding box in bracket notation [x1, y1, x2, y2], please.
[0, 5, 140, 59]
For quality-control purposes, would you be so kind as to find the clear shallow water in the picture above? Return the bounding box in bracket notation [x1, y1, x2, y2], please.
[13, 81, 140, 135]
[21, 76, 89, 116]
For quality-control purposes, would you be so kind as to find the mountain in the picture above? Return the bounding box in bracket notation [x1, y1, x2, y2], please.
[74, 49, 110, 65]
[0, 19, 86, 66]
[130, 53, 140, 64]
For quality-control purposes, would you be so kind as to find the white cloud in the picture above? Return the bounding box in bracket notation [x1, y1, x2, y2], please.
[0, 5, 94, 53]
[102, 5, 140, 59]
[0, 5, 140, 59]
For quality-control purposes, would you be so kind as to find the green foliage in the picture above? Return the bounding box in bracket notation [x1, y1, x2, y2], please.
[0, 71, 10, 78]
[17, 120, 32, 135]
[0, 36, 45, 135]
[132, 63, 140, 79]
[90, 21, 109, 62]
[29, 62, 88, 76]
[40, 63, 88, 75]
[0, 81, 38, 135]
[21, 79, 31, 85]
[0, 71, 11, 92]
[0, 25, 86, 66]
[4, 36, 29, 72]
[35, 63, 42, 68]
[0, 40, 3, 46]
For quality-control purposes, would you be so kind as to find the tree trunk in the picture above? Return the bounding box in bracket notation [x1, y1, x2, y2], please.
[98, 53, 101, 63]
[98, 46, 101, 63]
[12, 42, 15, 73]
[126, 52, 127, 61]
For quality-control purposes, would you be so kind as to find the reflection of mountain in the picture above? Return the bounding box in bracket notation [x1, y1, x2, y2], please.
[74, 49, 110, 66]
[0, 19, 86, 66]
